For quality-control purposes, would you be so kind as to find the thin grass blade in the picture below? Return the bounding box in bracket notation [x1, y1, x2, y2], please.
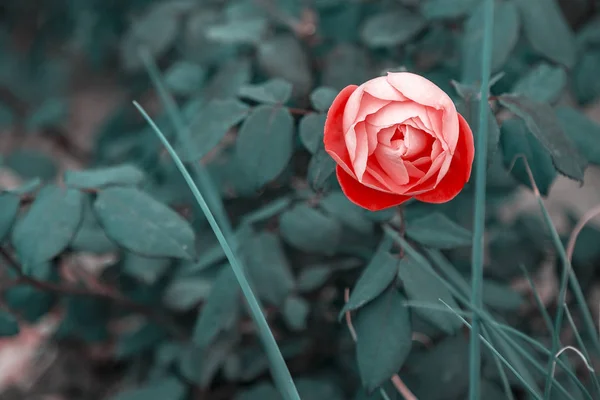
[469, 0, 495, 397]
[133, 102, 301, 400]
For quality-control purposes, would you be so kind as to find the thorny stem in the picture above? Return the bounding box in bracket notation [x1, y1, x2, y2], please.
[0, 247, 187, 340]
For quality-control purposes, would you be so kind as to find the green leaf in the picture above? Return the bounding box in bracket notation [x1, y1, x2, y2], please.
[307, 145, 336, 190]
[243, 231, 295, 306]
[421, 0, 478, 19]
[0, 193, 20, 242]
[279, 203, 341, 255]
[511, 63, 567, 103]
[258, 34, 312, 96]
[11, 185, 83, 266]
[514, 0, 576, 67]
[323, 45, 370, 90]
[26, 98, 67, 132]
[94, 187, 196, 259]
[122, 253, 171, 285]
[573, 50, 600, 104]
[165, 61, 206, 96]
[238, 78, 293, 105]
[299, 113, 326, 154]
[235, 105, 294, 188]
[202, 59, 252, 100]
[320, 191, 374, 234]
[116, 323, 165, 359]
[283, 295, 310, 331]
[0, 102, 13, 128]
[406, 213, 472, 249]
[410, 335, 470, 400]
[164, 276, 212, 310]
[193, 266, 239, 347]
[236, 383, 280, 400]
[5, 149, 57, 181]
[500, 118, 556, 196]
[183, 99, 250, 161]
[310, 87, 338, 112]
[56, 295, 109, 342]
[498, 94, 587, 182]
[108, 377, 186, 400]
[480, 380, 507, 400]
[183, 227, 250, 275]
[4, 178, 42, 196]
[241, 196, 292, 225]
[461, 0, 520, 82]
[297, 265, 333, 292]
[556, 106, 600, 165]
[342, 239, 397, 315]
[482, 280, 524, 311]
[398, 256, 462, 334]
[297, 378, 344, 400]
[70, 195, 118, 254]
[455, 84, 500, 163]
[0, 311, 19, 337]
[179, 335, 238, 387]
[354, 288, 412, 391]
[120, 2, 193, 71]
[25, 98, 69, 132]
[205, 18, 267, 45]
[64, 164, 145, 189]
[360, 9, 425, 48]
[4, 261, 54, 323]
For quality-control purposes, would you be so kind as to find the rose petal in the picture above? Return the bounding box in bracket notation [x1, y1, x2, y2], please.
[387, 72, 459, 152]
[405, 117, 432, 134]
[404, 161, 426, 179]
[426, 107, 449, 150]
[324, 85, 359, 177]
[365, 122, 380, 155]
[431, 140, 443, 159]
[355, 93, 391, 124]
[366, 102, 431, 129]
[342, 86, 364, 133]
[402, 151, 448, 195]
[377, 126, 399, 147]
[404, 126, 431, 158]
[336, 166, 410, 211]
[374, 145, 410, 186]
[350, 122, 369, 179]
[415, 113, 474, 203]
[435, 153, 454, 185]
[363, 77, 407, 101]
[363, 160, 405, 192]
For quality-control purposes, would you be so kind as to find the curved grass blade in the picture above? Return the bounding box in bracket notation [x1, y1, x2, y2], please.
[133, 102, 301, 400]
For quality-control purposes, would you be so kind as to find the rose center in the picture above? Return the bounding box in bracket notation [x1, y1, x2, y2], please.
[389, 124, 432, 160]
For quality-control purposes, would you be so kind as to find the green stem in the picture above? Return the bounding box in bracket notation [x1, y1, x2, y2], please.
[469, 0, 495, 398]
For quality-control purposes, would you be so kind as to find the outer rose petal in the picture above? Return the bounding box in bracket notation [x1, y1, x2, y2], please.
[336, 166, 410, 211]
[324, 85, 359, 176]
[386, 72, 459, 152]
[415, 113, 474, 204]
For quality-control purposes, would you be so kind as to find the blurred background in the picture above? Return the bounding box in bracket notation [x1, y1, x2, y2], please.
[1, 0, 600, 399]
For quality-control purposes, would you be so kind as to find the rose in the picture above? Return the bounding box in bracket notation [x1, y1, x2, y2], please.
[324, 72, 475, 211]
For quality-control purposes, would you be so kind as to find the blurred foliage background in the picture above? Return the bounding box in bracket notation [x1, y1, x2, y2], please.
[1, 0, 600, 399]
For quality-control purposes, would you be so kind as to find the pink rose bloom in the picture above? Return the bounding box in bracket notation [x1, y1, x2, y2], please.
[324, 72, 475, 211]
